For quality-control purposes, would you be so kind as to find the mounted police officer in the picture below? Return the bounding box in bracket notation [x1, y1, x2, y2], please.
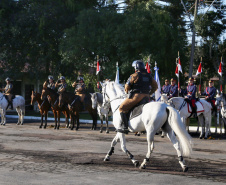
[72, 76, 86, 103]
[118, 60, 158, 133]
[199, 80, 216, 110]
[183, 77, 197, 116]
[55, 76, 67, 93]
[161, 79, 170, 95]
[0, 78, 14, 109]
[168, 78, 178, 99]
[47, 76, 56, 90]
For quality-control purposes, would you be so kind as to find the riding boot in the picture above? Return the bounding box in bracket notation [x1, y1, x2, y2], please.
[118, 112, 129, 134]
[10, 101, 13, 110]
[192, 105, 197, 117]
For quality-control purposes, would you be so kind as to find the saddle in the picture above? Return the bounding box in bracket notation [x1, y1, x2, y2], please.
[184, 98, 204, 116]
[127, 96, 150, 120]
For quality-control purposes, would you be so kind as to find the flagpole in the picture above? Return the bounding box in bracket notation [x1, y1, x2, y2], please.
[97, 55, 100, 90]
[220, 56, 223, 93]
[177, 51, 180, 97]
[199, 57, 202, 96]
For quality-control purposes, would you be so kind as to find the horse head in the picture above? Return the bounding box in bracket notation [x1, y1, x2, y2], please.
[215, 93, 222, 106]
[90, 93, 97, 109]
[161, 94, 168, 104]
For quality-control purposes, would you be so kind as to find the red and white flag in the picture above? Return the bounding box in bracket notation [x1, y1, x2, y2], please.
[145, 62, 151, 73]
[175, 57, 182, 77]
[218, 62, 222, 76]
[96, 60, 100, 75]
[196, 62, 202, 76]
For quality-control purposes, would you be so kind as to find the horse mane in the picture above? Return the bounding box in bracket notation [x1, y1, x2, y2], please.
[113, 82, 125, 96]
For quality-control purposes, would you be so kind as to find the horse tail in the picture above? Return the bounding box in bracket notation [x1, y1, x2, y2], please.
[166, 106, 193, 157]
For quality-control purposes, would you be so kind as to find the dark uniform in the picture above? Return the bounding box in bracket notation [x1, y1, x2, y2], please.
[55, 76, 67, 93]
[47, 76, 55, 90]
[201, 80, 216, 109]
[1, 78, 14, 109]
[72, 76, 86, 103]
[183, 77, 197, 115]
[161, 79, 170, 95]
[118, 60, 158, 133]
[169, 78, 178, 99]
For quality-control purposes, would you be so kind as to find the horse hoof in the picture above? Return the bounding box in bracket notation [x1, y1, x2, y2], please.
[161, 135, 164, 138]
[139, 164, 146, 169]
[134, 161, 139, 167]
[39, 126, 42, 129]
[199, 137, 203, 139]
[204, 137, 207, 140]
[104, 157, 110, 161]
[106, 131, 109, 134]
[183, 166, 188, 172]
[2, 124, 5, 126]
[100, 130, 103, 133]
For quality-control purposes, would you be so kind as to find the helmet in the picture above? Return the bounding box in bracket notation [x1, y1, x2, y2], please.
[77, 76, 84, 81]
[59, 76, 65, 80]
[48, 75, 54, 80]
[132, 60, 145, 71]
[5, 77, 10, 82]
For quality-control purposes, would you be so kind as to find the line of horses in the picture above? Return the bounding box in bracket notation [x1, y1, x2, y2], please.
[0, 81, 226, 172]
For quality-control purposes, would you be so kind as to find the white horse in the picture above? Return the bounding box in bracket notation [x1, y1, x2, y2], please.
[215, 93, 226, 135]
[0, 92, 25, 125]
[161, 94, 212, 139]
[90, 92, 112, 133]
[102, 81, 192, 172]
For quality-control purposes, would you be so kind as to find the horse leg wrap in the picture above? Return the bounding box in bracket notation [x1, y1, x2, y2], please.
[179, 156, 184, 162]
[108, 147, 114, 156]
[126, 150, 134, 159]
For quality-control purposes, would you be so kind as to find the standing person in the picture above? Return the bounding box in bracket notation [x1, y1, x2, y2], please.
[161, 79, 170, 95]
[47, 76, 56, 90]
[199, 80, 216, 109]
[168, 78, 178, 99]
[72, 76, 86, 103]
[0, 78, 14, 109]
[55, 76, 67, 93]
[118, 60, 158, 133]
[183, 77, 197, 116]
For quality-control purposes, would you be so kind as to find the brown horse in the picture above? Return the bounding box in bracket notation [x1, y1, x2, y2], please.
[31, 91, 51, 129]
[58, 91, 97, 130]
[41, 87, 70, 130]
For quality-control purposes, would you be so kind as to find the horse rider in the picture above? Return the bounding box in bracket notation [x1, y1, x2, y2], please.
[118, 60, 158, 133]
[183, 77, 197, 116]
[47, 76, 56, 90]
[0, 78, 14, 109]
[199, 80, 216, 111]
[55, 76, 67, 93]
[72, 76, 86, 104]
[168, 78, 178, 99]
[161, 79, 170, 95]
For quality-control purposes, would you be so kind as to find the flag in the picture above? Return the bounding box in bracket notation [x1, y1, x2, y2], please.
[115, 65, 119, 83]
[175, 57, 182, 77]
[218, 62, 222, 76]
[196, 62, 202, 76]
[145, 62, 151, 73]
[154, 64, 161, 102]
[96, 60, 100, 75]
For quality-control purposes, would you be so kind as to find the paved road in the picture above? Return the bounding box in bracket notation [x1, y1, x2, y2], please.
[0, 120, 225, 185]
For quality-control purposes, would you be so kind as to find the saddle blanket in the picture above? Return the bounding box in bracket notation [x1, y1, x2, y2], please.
[187, 101, 204, 113]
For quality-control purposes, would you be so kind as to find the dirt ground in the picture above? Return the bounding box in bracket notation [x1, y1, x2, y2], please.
[0, 120, 225, 185]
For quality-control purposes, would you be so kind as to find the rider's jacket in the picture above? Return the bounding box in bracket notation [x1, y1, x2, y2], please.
[184, 84, 196, 99]
[169, 84, 178, 97]
[74, 82, 85, 94]
[201, 86, 216, 100]
[125, 71, 152, 94]
[161, 84, 170, 94]
[47, 82, 55, 90]
[58, 83, 67, 92]
[5, 83, 13, 94]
